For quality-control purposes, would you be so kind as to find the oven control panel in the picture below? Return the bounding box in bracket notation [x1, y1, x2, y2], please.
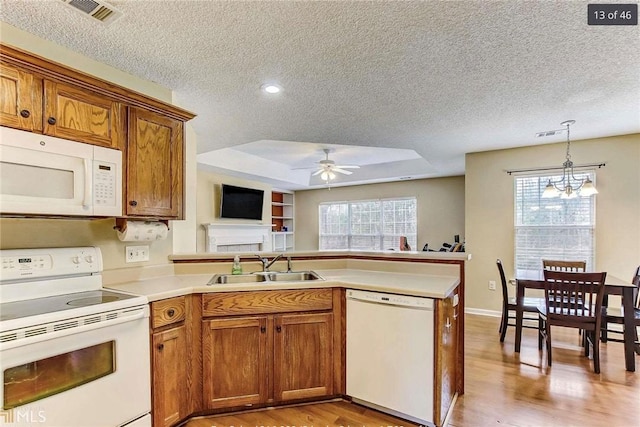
[2, 255, 53, 272]
[0, 247, 102, 281]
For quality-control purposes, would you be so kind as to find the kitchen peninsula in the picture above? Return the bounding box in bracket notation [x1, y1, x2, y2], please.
[105, 251, 467, 427]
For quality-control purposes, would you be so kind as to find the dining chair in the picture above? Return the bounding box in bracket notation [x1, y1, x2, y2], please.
[497, 259, 544, 342]
[538, 270, 607, 373]
[542, 259, 587, 272]
[600, 266, 640, 352]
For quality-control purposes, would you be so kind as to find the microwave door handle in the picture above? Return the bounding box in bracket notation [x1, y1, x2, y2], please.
[83, 158, 92, 210]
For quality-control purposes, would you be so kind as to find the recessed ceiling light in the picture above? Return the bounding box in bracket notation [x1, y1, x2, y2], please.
[262, 84, 281, 94]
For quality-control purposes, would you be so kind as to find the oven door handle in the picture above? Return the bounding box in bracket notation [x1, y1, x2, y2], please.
[0, 306, 148, 351]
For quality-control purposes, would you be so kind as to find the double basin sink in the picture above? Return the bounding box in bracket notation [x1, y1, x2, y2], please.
[208, 271, 323, 285]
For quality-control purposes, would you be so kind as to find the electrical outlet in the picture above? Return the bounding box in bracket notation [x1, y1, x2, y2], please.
[488, 280, 497, 291]
[126, 245, 149, 263]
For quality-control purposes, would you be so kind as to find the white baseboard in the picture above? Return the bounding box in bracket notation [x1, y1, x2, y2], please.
[464, 307, 501, 317]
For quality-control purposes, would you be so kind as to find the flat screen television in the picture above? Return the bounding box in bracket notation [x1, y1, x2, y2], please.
[220, 184, 264, 220]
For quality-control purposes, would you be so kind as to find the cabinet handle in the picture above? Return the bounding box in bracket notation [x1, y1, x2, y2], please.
[20, 109, 30, 118]
[157, 344, 164, 351]
[276, 326, 282, 333]
[129, 200, 138, 207]
[260, 326, 266, 333]
[167, 309, 175, 317]
[47, 117, 56, 125]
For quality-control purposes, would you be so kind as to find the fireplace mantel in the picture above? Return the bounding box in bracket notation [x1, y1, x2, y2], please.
[203, 223, 272, 252]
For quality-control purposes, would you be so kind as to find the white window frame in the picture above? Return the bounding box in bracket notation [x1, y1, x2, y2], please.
[514, 171, 596, 280]
[319, 197, 417, 251]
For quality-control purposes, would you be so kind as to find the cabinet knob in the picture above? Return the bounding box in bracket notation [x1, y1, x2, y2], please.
[157, 344, 164, 351]
[129, 200, 138, 207]
[47, 117, 57, 125]
[20, 109, 30, 118]
[260, 326, 266, 333]
[276, 326, 282, 333]
[167, 309, 175, 317]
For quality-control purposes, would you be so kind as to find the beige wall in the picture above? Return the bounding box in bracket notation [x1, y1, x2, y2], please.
[196, 169, 273, 252]
[465, 133, 640, 313]
[294, 176, 465, 251]
[0, 24, 188, 270]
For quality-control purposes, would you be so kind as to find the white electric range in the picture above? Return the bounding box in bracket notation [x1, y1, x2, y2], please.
[0, 247, 151, 427]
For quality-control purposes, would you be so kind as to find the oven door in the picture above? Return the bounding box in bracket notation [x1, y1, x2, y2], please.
[0, 305, 150, 427]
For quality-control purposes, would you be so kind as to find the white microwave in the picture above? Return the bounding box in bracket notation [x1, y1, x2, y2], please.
[0, 126, 122, 217]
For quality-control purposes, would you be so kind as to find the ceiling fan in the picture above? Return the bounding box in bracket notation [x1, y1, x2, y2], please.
[310, 149, 360, 182]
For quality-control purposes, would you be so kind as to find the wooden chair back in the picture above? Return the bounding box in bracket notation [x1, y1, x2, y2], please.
[632, 265, 640, 308]
[496, 259, 509, 303]
[542, 270, 607, 326]
[542, 259, 587, 272]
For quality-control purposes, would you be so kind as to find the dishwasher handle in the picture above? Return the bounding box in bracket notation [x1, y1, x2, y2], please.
[346, 289, 434, 310]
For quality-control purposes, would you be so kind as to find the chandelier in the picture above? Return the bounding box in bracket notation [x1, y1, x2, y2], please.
[541, 120, 598, 199]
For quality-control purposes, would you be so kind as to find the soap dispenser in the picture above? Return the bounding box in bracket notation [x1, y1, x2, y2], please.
[231, 255, 243, 275]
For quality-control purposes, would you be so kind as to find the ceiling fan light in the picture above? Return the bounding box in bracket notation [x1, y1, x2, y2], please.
[328, 171, 336, 180]
[320, 171, 329, 181]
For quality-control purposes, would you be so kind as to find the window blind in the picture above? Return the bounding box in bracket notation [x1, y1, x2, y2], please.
[319, 197, 417, 251]
[514, 173, 595, 279]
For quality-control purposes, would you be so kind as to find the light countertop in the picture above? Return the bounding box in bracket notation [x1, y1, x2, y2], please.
[105, 269, 460, 302]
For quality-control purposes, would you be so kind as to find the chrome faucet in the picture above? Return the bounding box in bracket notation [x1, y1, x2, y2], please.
[255, 253, 284, 272]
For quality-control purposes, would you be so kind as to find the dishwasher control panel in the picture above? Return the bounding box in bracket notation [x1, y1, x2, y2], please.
[346, 289, 434, 309]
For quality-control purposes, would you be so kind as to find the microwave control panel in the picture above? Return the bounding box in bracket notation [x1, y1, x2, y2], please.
[93, 161, 117, 207]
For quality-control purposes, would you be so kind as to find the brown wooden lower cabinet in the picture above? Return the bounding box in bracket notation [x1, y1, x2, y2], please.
[274, 312, 333, 401]
[202, 316, 269, 409]
[201, 311, 334, 410]
[152, 325, 188, 427]
[149, 286, 459, 427]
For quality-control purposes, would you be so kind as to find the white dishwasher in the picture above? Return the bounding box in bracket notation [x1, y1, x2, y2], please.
[346, 289, 434, 425]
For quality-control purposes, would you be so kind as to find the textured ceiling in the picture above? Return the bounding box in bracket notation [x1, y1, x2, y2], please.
[1, 0, 639, 189]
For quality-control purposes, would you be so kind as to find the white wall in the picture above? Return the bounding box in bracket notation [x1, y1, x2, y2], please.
[465, 133, 640, 313]
[294, 176, 465, 251]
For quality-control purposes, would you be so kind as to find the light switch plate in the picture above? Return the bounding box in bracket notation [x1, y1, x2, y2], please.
[126, 245, 149, 263]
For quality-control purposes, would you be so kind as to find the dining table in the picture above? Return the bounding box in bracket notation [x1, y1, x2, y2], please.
[514, 275, 638, 372]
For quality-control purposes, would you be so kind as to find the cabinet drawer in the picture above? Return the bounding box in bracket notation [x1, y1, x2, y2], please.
[202, 289, 333, 317]
[152, 296, 186, 328]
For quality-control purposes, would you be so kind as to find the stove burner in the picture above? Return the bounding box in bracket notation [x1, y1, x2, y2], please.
[66, 295, 122, 307]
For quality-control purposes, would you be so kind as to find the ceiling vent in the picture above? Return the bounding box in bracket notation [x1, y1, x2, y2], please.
[535, 129, 565, 138]
[60, 0, 123, 25]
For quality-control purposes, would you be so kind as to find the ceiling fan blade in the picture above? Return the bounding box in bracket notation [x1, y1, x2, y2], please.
[332, 168, 353, 175]
[291, 165, 318, 170]
[311, 169, 324, 176]
[334, 165, 360, 169]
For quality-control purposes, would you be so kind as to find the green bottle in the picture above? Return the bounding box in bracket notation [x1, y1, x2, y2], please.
[231, 255, 243, 275]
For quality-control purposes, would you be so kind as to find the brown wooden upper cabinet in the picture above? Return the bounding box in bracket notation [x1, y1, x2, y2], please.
[0, 63, 43, 132]
[43, 80, 124, 149]
[126, 107, 184, 219]
[0, 63, 123, 149]
[1, 44, 194, 220]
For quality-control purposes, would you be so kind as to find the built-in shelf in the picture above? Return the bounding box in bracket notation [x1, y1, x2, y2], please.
[271, 190, 294, 252]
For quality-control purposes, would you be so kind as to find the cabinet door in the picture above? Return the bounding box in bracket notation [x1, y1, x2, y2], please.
[202, 316, 269, 409]
[43, 80, 123, 148]
[152, 326, 188, 427]
[274, 312, 333, 401]
[127, 107, 183, 218]
[434, 293, 458, 426]
[0, 63, 43, 131]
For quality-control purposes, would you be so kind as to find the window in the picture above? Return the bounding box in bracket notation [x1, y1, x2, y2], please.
[319, 198, 417, 250]
[514, 173, 596, 279]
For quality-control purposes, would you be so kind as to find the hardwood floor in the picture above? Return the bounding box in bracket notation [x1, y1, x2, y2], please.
[183, 314, 639, 427]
